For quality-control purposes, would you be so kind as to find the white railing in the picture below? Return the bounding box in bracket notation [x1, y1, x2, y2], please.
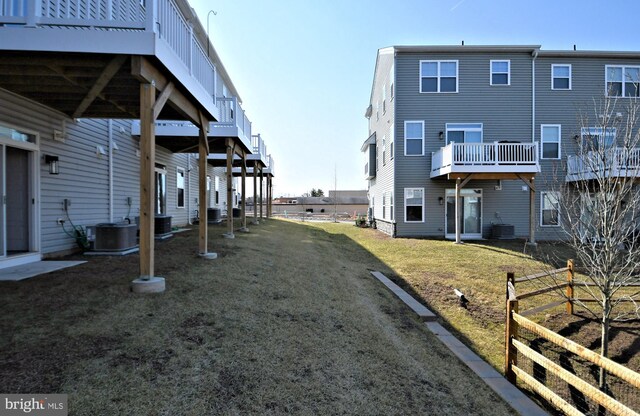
[431, 141, 538, 174]
[251, 134, 267, 159]
[0, 0, 217, 103]
[1, 0, 146, 28]
[266, 154, 274, 176]
[215, 97, 251, 139]
[566, 147, 640, 180]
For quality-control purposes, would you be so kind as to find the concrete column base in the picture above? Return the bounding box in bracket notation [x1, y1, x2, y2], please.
[239, 227, 250, 233]
[526, 242, 538, 248]
[222, 232, 235, 239]
[131, 277, 165, 293]
[199, 252, 218, 260]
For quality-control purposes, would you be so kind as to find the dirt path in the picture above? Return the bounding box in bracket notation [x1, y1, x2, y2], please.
[0, 220, 515, 415]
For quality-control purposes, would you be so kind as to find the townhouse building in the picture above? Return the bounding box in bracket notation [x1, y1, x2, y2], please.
[0, 0, 275, 289]
[363, 45, 640, 242]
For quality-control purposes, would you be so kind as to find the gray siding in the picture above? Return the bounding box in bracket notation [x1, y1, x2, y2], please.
[0, 88, 233, 257]
[534, 56, 640, 240]
[367, 50, 396, 229]
[394, 51, 534, 238]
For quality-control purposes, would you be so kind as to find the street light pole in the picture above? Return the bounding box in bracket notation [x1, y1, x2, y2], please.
[206, 10, 217, 57]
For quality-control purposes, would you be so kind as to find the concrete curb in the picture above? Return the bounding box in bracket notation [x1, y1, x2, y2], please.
[370, 271, 547, 416]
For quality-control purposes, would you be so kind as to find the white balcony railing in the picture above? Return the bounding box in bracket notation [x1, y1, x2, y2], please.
[251, 134, 267, 161]
[430, 142, 539, 178]
[213, 97, 251, 141]
[566, 147, 640, 182]
[0, 0, 218, 111]
[132, 97, 251, 149]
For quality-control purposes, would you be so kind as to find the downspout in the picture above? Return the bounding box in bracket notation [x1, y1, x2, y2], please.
[531, 49, 539, 143]
[108, 120, 114, 222]
[187, 153, 192, 224]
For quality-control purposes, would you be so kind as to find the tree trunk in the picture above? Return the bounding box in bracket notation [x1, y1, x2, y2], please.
[597, 300, 611, 416]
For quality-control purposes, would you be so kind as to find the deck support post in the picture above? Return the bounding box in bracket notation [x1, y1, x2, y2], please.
[197, 119, 216, 259]
[252, 161, 259, 225]
[131, 82, 164, 293]
[455, 178, 462, 244]
[239, 152, 249, 232]
[224, 139, 235, 239]
[259, 169, 264, 221]
[266, 176, 271, 219]
[529, 181, 536, 246]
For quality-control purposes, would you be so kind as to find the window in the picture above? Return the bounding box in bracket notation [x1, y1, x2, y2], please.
[490, 60, 510, 85]
[382, 135, 386, 165]
[541, 192, 560, 227]
[376, 101, 380, 121]
[176, 167, 185, 208]
[390, 66, 395, 100]
[382, 193, 386, 219]
[390, 192, 394, 221]
[376, 141, 380, 171]
[390, 124, 394, 160]
[581, 127, 616, 152]
[446, 123, 483, 144]
[606, 65, 640, 97]
[0, 124, 36, 144]
[390, 82, 394, 100]
[420, 60, 458, 93]
[552, 64, 571, 90]
[382, 84, 386, 114]
[155, 164, 167, 215]
[404, 121, 424, 156]
[206, 175, 211, 207]
[541, 124, 561, 159]
[404, 188, 424, 222]
[214, 176, 220, 205]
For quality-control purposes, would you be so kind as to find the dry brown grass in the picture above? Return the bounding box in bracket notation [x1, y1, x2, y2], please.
[0, 219, 514, 415]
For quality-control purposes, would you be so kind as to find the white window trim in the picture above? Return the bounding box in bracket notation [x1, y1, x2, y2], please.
[490, 60, 510, 86]
[404, 187, 425, 223]
[540, 124, 561, 160]
[551, 64, 572, 90]
[176, 166, 186, 208]
[382, 83, 387, 114]
[404, 120, 425, 156]
[382, 193, 386, 220]
[580, 127, 617, 151]
[390, 123, 394, 160]
[390, 191, 394, 222]
[419, 60, 459, 93]
[605, 64, 640, 97]
[382, 135, 386, 166]
[540, 191, 561, 227]
[445, 123, 483, 144]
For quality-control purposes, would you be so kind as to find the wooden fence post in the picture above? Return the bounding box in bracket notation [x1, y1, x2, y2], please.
[566, 259, 574, 315]
[505, 272, 519, 384]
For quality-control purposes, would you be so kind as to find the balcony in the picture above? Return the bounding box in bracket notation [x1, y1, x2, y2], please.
[361, 133, 376, 180]
[430, 142, 539, 178]
[566, 147, 640, 182]
[247, 134, 269, 167]
[0, 0, 219, 120]
[131, 97, 252, 153]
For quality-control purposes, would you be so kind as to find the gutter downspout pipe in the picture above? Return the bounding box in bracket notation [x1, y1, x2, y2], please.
[532, 49, 539, 143]
[108, 120, 114, 222]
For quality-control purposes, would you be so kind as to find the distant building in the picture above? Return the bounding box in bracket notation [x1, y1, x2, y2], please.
[273, 190, 369, 217]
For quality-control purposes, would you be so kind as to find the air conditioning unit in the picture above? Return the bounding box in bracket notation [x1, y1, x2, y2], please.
[492, 224, 515, 240]
[154, 215, 172, 235]
[93, 223, 138, 251]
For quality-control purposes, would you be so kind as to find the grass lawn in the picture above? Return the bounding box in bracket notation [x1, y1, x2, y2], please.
[0, 219, 514, 415]
[306, 221, 640, 376]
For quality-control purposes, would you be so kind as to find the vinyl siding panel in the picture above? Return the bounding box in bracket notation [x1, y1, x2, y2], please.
[0, 88, 230, 258]
[367, 50, 396, 231]
[394, 51, 534, 238]
[534, 56, 640, 240]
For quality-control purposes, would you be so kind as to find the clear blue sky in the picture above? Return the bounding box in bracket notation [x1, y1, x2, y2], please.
[190, 0, 640, 197]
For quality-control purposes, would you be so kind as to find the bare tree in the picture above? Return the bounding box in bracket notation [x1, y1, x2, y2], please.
[542, 93, 640, 392]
